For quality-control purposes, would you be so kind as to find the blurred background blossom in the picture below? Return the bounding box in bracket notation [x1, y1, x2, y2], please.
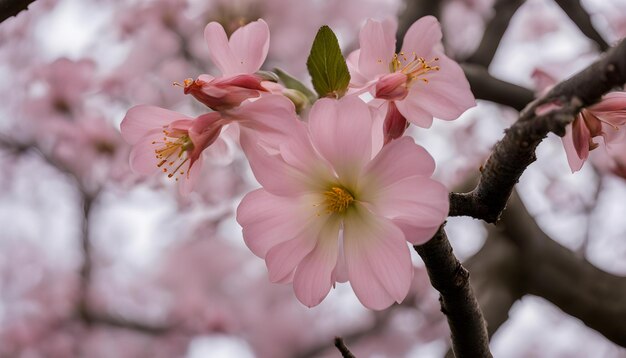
[1, 0, 626, 357]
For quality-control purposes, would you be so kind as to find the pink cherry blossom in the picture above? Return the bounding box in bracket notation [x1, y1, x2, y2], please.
[348, 16, 475, 142]
[121, 105, 224, 194]
[121, 94, 299, 194]
[181, 19, 270, 110]
[236, 96, 449, 310]
[562, 92, 626, 172]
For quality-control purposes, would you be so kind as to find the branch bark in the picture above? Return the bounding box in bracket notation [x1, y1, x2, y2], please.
[553, 0, 609, 51]
[500, 191, 626, 347]
[450, 38, 626, 222]
[0, 0, 36, 23]
[464, 0, 525, 67]
[414, 227, 492, 358]
[462, 63, 535, 111]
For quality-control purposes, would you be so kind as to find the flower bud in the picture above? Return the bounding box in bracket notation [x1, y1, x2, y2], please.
[375, 72, 409, 101]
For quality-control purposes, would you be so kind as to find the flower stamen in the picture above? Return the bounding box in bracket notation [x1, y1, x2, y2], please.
[323, 187, 354, 214]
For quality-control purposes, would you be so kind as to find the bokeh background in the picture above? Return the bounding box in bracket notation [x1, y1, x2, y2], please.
[2, 0, 626, 357]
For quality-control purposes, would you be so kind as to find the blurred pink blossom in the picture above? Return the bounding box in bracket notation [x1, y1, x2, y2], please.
[237, 96, 448, 310]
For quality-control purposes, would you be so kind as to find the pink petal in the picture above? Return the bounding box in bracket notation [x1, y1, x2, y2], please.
[562, 122, 586, 172]
[225, 94, 299, 145]
[265, 232, 318, 284]
[121, 105, 189, 144]
[228, 19, 270, 74]
[358, 18, 398, 80]
[394, 97, 434, 128]
[401, 55, 475, 122]
[237, 189, 321, 258]
[362, 137, 435, 190]
[308, 96, 373, 186]
[204, 22, 239, 75]
[293, 217, 342, 307]
[347, 50, 369, 88]
[366, 176, 449, 245]
[400, 16, 443, 59]
[178, 154, 202, 196]
[128, 129, 164, 175]
[343, 205, 412, 310]
[572, 115, 591, 161]
[240, 130, 320, 196]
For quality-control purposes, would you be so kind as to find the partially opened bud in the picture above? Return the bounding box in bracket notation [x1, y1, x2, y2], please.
[183, 74, 267, 111]
[375, 71, 409, 101]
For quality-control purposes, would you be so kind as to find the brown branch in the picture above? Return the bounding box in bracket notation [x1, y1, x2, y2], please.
[334, 337, 356, 358]
[462, 63, 535, 111]
[450, 38, 626, 222]
[414, 226, 492, 358]
[553, 0, 610, 51]
[0, 0, 36, 23]
[500, 191, 626, 347]
[464, 0, 525, 67]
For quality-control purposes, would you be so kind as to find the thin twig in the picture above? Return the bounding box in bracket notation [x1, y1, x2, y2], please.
[334, 337, 356, 358]
[553, 0, 609, 51]
[0, 0, 37, 23]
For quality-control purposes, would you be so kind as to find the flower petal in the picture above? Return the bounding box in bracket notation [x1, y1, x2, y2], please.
[204, 22, 239, 75]
[343, 205, 412, 310]
[308, 96, 373, 186]
[402, 55, 475, 121]
[394, 96, 434, 128]
[400, 15, 443, 59]
[366, 176, 449, 245]
[361, 137, 435, 190]
[121, 105, 189, 144]
[228, 19, 270, 74]
[562, 122, 586, 172]
[237, 189, 321, 258]
[178, 154, 202, 196]
[128, 129, 164, 175]
[358, 18, 397, 80]
[293, 216, 342, 307]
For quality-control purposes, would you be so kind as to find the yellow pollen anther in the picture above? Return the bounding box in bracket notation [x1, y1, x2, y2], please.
[389, 52, 440, 85]
[323, 187, 354, 213]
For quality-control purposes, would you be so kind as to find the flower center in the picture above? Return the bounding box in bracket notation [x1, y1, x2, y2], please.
[152, 129, 194, 181]
[390, 52, 440, 85]
[323, 187, 354, 214]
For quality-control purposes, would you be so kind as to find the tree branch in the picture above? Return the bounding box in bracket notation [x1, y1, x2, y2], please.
[553, 0, 610, 51]
[500, 191, 626, 347]
[450, 38, 626, 222]
[0, 0, 36, 23]
[414, 226, 492, 358]
[334, 337, 356, 358]
[464, 0, 525, 67]
[462, 63, 535, 111]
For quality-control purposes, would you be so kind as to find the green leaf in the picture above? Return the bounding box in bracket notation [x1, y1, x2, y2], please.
[306, 25, 351, 98]
[274, 68, 317, 103]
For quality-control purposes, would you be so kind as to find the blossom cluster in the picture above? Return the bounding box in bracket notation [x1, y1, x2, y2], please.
[122, 16, 472, 309]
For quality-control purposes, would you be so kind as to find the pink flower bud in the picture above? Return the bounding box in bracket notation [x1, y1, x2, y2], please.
[375, 72, 409, 100]
[183, 74, 267, 111]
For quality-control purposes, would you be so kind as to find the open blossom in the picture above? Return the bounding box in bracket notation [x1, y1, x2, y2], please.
[348, 17, 475, 143]
[562, 92, 626, 172]
[121, 95, 299, 194]
[182, 19, 270, 110]
[236, 96, 449, 309]
[121, 105, 225, 194]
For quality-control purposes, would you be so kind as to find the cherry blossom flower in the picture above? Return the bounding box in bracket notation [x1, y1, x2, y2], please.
[121, 105, 224, 194]
[121, 94, 299, 194]
[562, 92, 626, 172]
[347, 16, 475, 143]
[181, 19, 270, 110]
[236, 96, 449, 310]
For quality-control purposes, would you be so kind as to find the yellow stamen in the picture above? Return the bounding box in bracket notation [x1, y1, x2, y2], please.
[390, 52, 440, 85]
[323, 187, 354, 214]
